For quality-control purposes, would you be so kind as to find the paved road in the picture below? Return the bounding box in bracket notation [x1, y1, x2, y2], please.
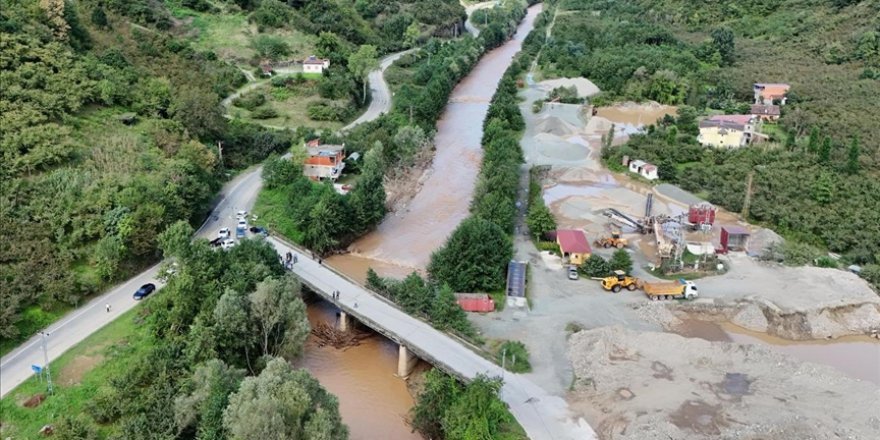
[0, 48, 409, 399]
[464, 1, 498, 37]
[341, 50, 415, 131]
[0, 265, 164, 396]
[268, 237, 596, 440]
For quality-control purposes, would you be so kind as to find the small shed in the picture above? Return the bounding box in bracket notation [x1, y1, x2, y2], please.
[506, 260, 527, 308]
[454, 293, 495, 313]
[720, 226, 751, 252]
[556, 230, 592, 265]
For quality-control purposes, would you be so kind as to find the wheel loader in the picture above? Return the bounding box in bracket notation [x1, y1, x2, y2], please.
[594, 270, 639, 293]
[594, 231, 628, 249]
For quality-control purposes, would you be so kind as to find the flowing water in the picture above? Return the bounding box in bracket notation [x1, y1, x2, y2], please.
[333, 5, 543, 278]
[309, 6, 544, 437]
[298, 301, 422, 440]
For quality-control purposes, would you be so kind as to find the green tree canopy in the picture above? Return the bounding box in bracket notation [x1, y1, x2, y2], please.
[428, 217, 513, 292]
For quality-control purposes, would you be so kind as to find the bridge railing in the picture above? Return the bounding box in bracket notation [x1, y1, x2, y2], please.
[268, 232, 498, 378]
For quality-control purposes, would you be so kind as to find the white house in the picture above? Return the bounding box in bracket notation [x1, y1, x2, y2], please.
[303, 55, 330, 74]
[628, 159, 658, 180]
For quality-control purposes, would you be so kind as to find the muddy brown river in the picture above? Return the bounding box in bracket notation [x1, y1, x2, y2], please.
[309, 5, 543, 438]
[333, 5, 543, 279]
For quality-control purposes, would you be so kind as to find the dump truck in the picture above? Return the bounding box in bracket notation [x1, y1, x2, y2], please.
[594, 231, 628, 249]
[595, 270, 639, 292]
[641, 279, 698, 300]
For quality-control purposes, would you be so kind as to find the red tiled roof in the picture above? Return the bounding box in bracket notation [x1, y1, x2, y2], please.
[750, 104, 780, 116]
[754, 83, 790, 99]
[708, 114, 753, 125]
[557, 230, 591, 254]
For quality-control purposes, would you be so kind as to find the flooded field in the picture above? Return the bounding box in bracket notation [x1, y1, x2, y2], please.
[298, 301, 423, 440]
[674, 319, 880, 385]
[335, 5, 543, 275]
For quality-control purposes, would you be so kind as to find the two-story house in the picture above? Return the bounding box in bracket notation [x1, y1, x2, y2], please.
[303, 139, 346, 181]
[753, 83, 790, 105]
[697, 115, 757, 148]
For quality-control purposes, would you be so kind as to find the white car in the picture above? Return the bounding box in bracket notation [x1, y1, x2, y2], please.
[236, 210, 248, 219]
[218, 228, 230, 239]
[221, 238, 235, 250]
[237, 219, 248, 229]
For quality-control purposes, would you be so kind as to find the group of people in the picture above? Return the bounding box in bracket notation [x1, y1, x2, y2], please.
[283, 251, 298, 269]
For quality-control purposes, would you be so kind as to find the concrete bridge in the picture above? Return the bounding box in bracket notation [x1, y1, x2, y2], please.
[267, 237, 596, 440]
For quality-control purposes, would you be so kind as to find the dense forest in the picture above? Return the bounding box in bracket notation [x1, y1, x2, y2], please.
[0, 0, 467, 351]
[537, 0, 880, 277]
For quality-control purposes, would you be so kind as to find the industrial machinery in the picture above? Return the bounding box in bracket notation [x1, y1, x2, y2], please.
[594, 231, 628, 249]
[594, 271, 699, 300]
[595, 270, 640, 292]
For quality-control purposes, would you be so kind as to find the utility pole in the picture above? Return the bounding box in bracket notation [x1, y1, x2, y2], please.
[741, 170, 754, 219]
[40, 331, 53, 395]
[217, 141, 224, 170]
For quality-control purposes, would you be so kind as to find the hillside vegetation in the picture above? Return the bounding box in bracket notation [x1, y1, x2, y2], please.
[538, 0, 880, 275]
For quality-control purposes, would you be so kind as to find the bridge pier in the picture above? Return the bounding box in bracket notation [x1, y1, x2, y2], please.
[337, 311, 350, 332]
[397, 345, 418, 378]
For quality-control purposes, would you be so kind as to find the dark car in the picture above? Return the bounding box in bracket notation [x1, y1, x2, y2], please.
[209, 237, 222, 247]
[133, 283, 156, 300]
[249, 226, 268, 236]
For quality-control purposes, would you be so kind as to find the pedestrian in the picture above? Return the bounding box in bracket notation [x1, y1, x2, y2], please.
[318, 258, 323, 265]
[106, 303, 111, 313]
[293, 254, 298, 264]
[354, 302, 358, 308]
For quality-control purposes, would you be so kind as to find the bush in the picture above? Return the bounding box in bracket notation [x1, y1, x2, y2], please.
[496, 340, 531, 373]
[608, 249, 633, 274]
[815, 256, 838, 268]
[231, 93, 266, 111]
[250, 106, 278, 119]
[580, 254, 611, 277]
[306, 101, 351, 121]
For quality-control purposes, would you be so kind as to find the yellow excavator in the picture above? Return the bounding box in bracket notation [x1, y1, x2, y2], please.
[594, 270, 639, 292]
[594, 231, 628, 249]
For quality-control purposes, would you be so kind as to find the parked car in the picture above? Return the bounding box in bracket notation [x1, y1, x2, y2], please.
[209, 237, 222, 247]
[221, 238, 236, 250]
[133, 283, 156, 300]
[249, 226, 268, 236]
[236, 210, 248, 219]
[218, 227, 230, 239]
[567, 265, 579, 280]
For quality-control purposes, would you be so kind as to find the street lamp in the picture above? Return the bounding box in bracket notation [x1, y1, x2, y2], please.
[39, 331, 53, 394]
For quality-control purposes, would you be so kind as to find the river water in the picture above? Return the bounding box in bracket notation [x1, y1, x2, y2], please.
[308, 6, 544, 437]
[332, 4, 543, 279]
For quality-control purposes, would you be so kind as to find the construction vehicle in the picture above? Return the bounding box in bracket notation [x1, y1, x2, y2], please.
[642, 279, 698, 301]
[595, 270, 639, 292]
[594, 231, 628, 249]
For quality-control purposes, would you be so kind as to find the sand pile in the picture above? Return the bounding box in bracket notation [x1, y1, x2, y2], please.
[537, 77, 601, 97]
[533, 133, 589, 161]
[535, 115, 579, 136]
[567, 326, 880, 440]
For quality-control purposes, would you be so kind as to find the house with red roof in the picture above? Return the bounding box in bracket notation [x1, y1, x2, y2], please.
[753, 83, 790, 105]
[750, 104, 781, 122]
[556, 229, 592, 265]
[303, 138, 346, 181]
[303, 55, 330, 74]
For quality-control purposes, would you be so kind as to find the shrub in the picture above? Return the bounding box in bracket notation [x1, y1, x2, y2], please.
[231, 93, 266, 111]
[250, 106, 278, 119]
[608, 249, 633, 275]
[496, 340, 531, 373]
[580, 254, 611, 277]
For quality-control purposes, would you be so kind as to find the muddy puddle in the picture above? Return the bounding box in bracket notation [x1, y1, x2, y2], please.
[595, 104, 677, 127]
[334, 4, 543, 276]
[674, 319, 880, 385]
[298, 301, 423, 439]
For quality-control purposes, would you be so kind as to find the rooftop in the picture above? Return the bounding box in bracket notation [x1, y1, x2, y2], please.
[754, 83, 790, 97]
[708, 114, 754, 125]
[722, 225, 751, 235]
[750, 104, 781, 116]
[557, 229, 592, 254]
[699, 119, 748, 132]
[304, 55, 328, 65]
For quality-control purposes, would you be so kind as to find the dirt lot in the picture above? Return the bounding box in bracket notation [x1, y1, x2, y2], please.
[567, 327, 880, 440]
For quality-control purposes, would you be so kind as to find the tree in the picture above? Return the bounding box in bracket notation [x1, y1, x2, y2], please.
[174, 359, 245, 438]
[392, 125, 429, 165]
[348, 45, 379, 105]
[429, 284, 470, 334]
[40, 0, 69, 40]
[807, 126, 820, 153]
[846, 136, 860, 174]
[784, 130, 797, 151]
[404, 21, 420, 48]
[91, 6, 108, 28]
[348, 148, 386, 233]
[158, 220, 194, 259]
[608, 249, 633, 275]
[580, 254, 611, 277]
[262, 154, 298, 189]
[223, 358, 347, 440]
[249, 276, 310, 359]
[428, 217, 513, 292]
[710, 27, 735, 66]
[443, 375, 514, 440]
[249, 35, 291, 61]
[170, 86, 224, 140]
[54, 415, 99, 440]
[410, 370, 462, 439]
[526, 203, 556, 239]
[819, 136, 832, 164]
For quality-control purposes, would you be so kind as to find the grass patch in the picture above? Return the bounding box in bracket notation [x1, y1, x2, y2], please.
[186, 12, 315, 64]
[565, 321, 584, 334]
[253, 185, 304, 243]
[0, 305, 70, 357]
[491, 340, 532, 373]
[230, 79, 349, 130]
[488, 289, 506, 311]
[0, 307, 146, 438]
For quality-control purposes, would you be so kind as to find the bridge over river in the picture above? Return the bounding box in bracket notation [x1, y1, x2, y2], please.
[268, 236, 596, 440]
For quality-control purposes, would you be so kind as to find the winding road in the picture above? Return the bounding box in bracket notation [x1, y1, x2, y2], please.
[0, 47, 410, 399]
